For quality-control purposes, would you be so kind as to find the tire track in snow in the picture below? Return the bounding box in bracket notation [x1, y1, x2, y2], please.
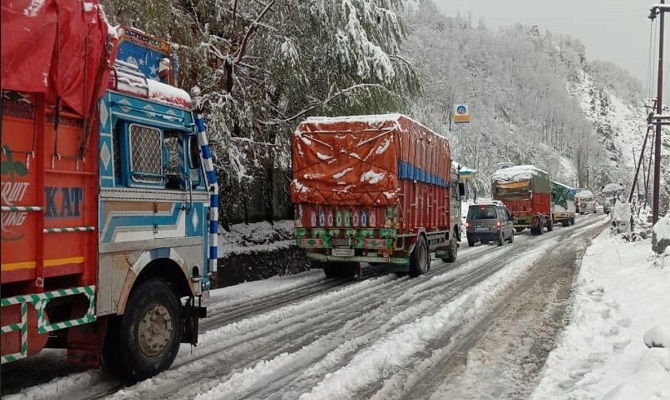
[2, 215, 606, 400]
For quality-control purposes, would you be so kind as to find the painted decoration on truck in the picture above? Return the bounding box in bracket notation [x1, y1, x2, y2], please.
[1, 146, 30, 242]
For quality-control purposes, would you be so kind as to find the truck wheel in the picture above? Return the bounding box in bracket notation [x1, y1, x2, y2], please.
[537, 218, 544, 235]
[547, 218, 554, 232]
[468, 239, 475, 247]
[515, 227, 525, 233]
[442, 239, 457, 263]
[497, 231, 504, 246]
[409, 235, 429, 277]
[570, 217, 575, 225]
[106, 279, 181, 383]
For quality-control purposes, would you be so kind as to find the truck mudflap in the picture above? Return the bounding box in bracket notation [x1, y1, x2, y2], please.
[181, 296, 206, 345]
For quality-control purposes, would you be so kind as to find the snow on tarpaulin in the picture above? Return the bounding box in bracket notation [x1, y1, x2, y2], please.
[490, 165, 548, 183]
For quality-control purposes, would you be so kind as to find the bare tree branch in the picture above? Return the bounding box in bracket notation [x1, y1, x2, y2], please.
[234, 0, 276, 64]
[260, 83, 394, 126]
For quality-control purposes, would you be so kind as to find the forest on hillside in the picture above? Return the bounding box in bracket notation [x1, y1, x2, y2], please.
[102, 0, 666, 226]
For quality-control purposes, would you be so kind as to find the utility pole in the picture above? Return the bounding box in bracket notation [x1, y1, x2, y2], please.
[649, 2, 667, 224]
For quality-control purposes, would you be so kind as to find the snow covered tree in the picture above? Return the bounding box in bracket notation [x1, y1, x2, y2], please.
[104, 0, 419, 226]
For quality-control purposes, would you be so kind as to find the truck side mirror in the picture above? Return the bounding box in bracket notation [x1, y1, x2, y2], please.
[458, 182, 466, 196]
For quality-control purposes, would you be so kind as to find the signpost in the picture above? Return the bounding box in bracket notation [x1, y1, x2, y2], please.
[453, 104, 470, 124]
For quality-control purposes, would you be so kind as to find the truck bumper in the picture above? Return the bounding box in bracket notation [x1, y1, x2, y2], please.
[306, 252, 409, 266]
[467, 230, 501, 242]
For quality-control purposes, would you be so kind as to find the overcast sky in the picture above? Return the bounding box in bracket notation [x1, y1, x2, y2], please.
[432, 0, 657, 94]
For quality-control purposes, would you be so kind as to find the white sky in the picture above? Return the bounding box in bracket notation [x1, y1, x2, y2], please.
[432, 0, 657, 93]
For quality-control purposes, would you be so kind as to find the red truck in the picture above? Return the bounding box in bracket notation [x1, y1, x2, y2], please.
[1, 1, 219, 382]
[290, 114, 464, 278]
[491, 165, 553, 234]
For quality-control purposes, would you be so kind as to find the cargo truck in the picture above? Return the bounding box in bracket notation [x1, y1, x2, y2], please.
[290, 114, 465, 278]
[1, 1, 218, 382]
[551, 181, 576, 227]
[491, 165, 553, 235]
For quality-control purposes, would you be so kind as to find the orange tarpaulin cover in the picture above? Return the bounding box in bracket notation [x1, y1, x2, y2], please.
[291, 114, 451, 207]
[1, 0, 117, 116]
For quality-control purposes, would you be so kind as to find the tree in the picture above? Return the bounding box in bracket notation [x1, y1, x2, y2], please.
[104, 0, 419, 225]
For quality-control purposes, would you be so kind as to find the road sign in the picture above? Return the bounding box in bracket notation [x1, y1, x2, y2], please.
[454, 103, 470, 123]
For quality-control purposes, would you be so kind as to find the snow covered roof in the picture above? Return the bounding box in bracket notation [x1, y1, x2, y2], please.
[602, 183, 626, 194]
[490, 164, 548, 182]
[147, 79, 191, 108]
[575, 189, 594, 198]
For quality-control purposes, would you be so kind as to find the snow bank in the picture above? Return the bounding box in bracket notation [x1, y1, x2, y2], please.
[531, 230, 670, 400]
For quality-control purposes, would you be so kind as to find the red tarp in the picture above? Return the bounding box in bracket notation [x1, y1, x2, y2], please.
[1, 0, 117, 117]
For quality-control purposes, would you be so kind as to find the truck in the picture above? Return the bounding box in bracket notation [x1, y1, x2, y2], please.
[575, 189, 597, 214]
[1, 1, 219, 383]
[551, 181, 576, 227]
[491, 165, 553, 235]
[290, 114, 465, 278]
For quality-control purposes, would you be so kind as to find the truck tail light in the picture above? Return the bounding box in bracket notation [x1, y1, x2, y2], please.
[465, 221, 470, 229]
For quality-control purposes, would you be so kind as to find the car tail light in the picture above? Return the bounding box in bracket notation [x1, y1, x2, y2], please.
[496, 221, 501, 229]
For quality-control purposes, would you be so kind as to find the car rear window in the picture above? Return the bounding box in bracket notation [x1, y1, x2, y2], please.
[468, 205, 498, 220]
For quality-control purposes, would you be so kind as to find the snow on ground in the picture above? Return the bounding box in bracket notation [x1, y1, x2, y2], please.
[218, 220, 295, 255]
[531, 222, 670, 400]
[5, 217, 670, 399]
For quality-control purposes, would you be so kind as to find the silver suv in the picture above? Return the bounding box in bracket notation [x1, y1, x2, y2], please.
[465, 202, 515, 247]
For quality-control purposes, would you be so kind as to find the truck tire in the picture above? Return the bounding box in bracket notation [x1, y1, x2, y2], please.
[104, 278, 181, 383]
[468, 239, 475, 247]
[442, 238, 458, 263]
[570, 217, 575, 225]
[409, 235, 429, 277]
[547, 218, 554, 232]
[515, 227, 525, 233]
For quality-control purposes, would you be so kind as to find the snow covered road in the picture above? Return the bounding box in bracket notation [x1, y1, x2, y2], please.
[2, 214, 610, 400]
